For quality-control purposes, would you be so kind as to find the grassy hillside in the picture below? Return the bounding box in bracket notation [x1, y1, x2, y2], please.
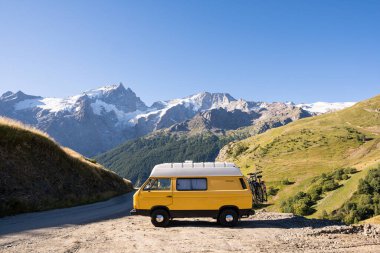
[218, 94, 380, 221]
[327, 166, 380, 223]
[0, 117, 133, 217]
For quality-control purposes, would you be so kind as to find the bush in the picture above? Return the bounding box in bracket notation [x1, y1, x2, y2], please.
[309, 186, 323, 202]
[329, 166, 380, 224]
[282, 178, 293, 185]
[321, 179, 340, 192]
[358, 179, 372, 195]
[280, 168, 352, 217]
[344, 167, 357, 174]
[332, 169, 344, 181]
[268, 186, 279, 196]
[280, 192, 315, 216]
[232, 143, 248, 157]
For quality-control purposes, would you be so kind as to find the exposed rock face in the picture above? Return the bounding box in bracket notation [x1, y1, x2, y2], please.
[0, 84, 354, 156]
[168, 102, 312, 134]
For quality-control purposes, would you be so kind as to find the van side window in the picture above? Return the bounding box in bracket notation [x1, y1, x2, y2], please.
[177, 178, 207, 191]
[144, 178, 171, 191]
[239, 178, 247, 189]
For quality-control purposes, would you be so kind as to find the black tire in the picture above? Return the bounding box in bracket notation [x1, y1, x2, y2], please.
[151, 209, 170, 227]
[256, 187, 264, 203]
[263, 190, 268, 202]
[253, 190, 259, 204]
[218, 209, 239, 227]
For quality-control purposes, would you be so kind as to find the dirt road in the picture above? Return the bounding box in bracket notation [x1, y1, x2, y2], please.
[0, 194, 379, 253]
[0, 192, 135, 236]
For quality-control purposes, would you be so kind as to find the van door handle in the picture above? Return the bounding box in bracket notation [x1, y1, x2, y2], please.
[166, 196, 172, 198]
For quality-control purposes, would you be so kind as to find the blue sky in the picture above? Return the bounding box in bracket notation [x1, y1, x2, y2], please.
[0, 0, 379, 105]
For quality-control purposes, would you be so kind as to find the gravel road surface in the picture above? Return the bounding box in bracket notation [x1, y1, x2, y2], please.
[0, 193, 379, 253]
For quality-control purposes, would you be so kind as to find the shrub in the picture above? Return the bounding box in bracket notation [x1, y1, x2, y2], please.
[321, 179, 340, 192]
[268, 186, 279, 196]
[332, 169, 344, 181]
[358, 179, 372, 195]
[329, 166, 380, 224]
[232, 143, 248, 157]
[280, 192, 315, 216]
[344, 167, 357, 174]
[282, 178, 293, 185]
[309, 186, 323, 201]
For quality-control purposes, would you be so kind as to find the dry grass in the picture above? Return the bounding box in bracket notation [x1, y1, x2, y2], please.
[0, 116, 133, 217]
[0, 116, 114, 171]
[0, 116, 52, 140]
[361, 215, 380, 224]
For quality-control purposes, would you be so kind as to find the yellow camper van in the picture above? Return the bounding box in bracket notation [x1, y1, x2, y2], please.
[130, 161, 254, 227]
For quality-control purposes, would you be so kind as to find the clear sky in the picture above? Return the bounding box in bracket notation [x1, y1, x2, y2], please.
[0, 0, 379, 105]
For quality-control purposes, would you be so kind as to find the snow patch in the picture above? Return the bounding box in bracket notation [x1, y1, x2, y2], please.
[14, 96, 81, 113]
[297, 102, 356, 114]
[14, 99, 43, 110]
[38, 97, 78, 112]
[90, 99, 145, 126]
[83, 84, 121, 98]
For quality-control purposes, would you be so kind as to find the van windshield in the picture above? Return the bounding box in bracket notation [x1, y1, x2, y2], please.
[143, 178, 171, 191]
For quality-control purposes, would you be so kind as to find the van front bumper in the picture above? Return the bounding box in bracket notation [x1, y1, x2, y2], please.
[130, 209, 150, 216]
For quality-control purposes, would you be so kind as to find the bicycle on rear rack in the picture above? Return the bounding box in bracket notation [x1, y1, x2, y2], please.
[247, 171, 267, 204]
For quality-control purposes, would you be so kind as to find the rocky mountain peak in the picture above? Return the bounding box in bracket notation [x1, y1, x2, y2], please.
[1, 91, 14, 99]
[0, 90, 41, 103]
[84, 84, 147, 113]
[184, 92, 237, 111]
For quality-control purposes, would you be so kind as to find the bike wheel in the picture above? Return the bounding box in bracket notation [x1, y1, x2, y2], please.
[256, 187, 264, 203]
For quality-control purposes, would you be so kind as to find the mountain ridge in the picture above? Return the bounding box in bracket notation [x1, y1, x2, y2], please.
[0, 83, 355, 156]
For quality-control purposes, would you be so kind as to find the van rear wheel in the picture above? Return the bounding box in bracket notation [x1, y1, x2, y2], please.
[151, 209, 170, 227]
[218, 209, 238, 227]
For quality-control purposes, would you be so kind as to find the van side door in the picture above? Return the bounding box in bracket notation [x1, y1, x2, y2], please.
[138, 178, 173, 209]
[172, 178, 208, 211]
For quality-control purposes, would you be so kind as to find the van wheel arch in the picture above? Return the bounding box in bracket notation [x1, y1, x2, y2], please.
[150, 206, 171, 216]
[219, 206, 240, 217]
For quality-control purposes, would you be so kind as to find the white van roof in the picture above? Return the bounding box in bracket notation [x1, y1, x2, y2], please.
[149, 161, 243, 177]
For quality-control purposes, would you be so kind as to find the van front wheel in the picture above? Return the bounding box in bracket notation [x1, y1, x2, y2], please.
[151, 209, 170, 227]
[218, 209, 238, 227]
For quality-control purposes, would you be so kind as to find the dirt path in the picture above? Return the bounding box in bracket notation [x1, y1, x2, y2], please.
[1, 210, 379, 253]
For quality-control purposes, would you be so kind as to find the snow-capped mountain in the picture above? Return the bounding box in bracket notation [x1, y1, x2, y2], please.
[0, 83, 355, 156]
[296, 102, 356, 114]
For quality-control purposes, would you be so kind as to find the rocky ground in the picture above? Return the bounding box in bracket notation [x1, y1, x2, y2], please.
[0, 211, 379, 253]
